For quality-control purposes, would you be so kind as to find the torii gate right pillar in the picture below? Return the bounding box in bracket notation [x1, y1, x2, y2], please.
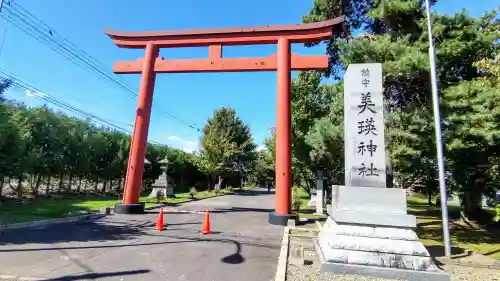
[269, 37, 294, 225]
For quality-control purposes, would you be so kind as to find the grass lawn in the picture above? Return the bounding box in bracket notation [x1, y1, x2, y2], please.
[0, 189, 234, 225]
[293, 187, 500, 260]
[407, 194, 500, 260]
[294, 187, 327, 220]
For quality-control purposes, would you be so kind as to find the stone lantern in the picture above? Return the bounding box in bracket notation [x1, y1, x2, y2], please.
[148, 156, 175, 199]
[158, 157, 169, 172]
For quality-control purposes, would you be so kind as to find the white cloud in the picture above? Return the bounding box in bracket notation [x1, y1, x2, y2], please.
[168, 135, 182, 141]
[181, 140, 198, 153]
[166, 135, 199, 153]
[25, 89, 47, 98]
[256, 145, 266, 151]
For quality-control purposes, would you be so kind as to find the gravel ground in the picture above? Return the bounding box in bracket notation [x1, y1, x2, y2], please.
[287, 260, 500, 281]
[287, 228, 500, 281]
[287, 263, 500, 281]
[442, 264, 500, 281]
[288, 264, 394, 281]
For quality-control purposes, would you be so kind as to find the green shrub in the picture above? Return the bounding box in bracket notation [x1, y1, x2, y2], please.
[245, 184, 257, 190]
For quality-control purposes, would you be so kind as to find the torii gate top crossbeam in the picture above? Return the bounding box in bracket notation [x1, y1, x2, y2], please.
[104, 17, 344, 48]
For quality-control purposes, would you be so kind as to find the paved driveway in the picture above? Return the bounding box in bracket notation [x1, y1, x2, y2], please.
[0, 189, 283, 281]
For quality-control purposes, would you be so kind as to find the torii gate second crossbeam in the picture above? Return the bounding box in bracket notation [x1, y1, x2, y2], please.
[105, 16, 344, 225]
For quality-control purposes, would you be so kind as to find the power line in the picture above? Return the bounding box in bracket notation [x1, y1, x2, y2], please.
[0, 0, 201, 132]
[0, 67, 134, 129]
[0, 19, 7, 59]
[0, 0, 7, 59]
[0, 70, 166, 146]
[1, 70, 132, 132]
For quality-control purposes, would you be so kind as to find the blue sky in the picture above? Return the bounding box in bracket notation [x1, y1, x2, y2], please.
[0, 0, 498, 152]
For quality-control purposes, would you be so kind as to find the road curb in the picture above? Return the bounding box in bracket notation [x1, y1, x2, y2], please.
[0, 213, 106, 232]
[274, 220, 294, 281]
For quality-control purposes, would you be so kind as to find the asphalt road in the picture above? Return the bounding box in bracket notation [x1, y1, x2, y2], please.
[0, 189, 283, 281]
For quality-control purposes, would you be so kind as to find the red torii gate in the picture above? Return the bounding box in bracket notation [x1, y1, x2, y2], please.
[105, 17, 344, 225]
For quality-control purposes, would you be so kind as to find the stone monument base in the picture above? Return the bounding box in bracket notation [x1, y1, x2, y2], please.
[148, 186, 175, 198]
[148, 187, 165, 198]
[315, 217, 449, 281]
[315, 185, 449, 281]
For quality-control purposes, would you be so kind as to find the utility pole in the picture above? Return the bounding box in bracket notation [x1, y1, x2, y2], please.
[424, 0, 452, 259]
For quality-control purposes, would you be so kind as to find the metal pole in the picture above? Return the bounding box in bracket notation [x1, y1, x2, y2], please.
[425, 0, 452, 259]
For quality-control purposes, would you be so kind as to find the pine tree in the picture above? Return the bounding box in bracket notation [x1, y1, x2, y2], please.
[302, 0, 499, 216]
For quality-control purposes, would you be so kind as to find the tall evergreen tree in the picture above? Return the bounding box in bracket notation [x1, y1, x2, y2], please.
[0, 83, 209, 198]
[201, 107, 256, 187]
[300, 0, 499, 217]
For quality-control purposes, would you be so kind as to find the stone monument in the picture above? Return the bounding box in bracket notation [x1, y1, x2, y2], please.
[316, 170, 325, 215]
[148, 157, 175, 199]
[307, 170, 326, 214]
[307, 188, 318, 208]
[314, 63, 449, 281]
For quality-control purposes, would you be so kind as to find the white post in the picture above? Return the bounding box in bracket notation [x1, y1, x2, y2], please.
[315, 170, 326, 214]
[425, 0, 452, 259]
[316, 176, 324, 215]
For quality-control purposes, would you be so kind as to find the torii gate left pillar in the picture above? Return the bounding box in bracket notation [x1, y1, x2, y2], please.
[105, 17, 343, 225]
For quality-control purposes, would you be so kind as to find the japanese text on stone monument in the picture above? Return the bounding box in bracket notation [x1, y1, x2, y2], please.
[344, 63, 386, 188]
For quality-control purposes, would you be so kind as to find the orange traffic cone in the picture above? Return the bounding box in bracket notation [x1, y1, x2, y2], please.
[202, 208, 211, 234]
[155, 207, 165, 231]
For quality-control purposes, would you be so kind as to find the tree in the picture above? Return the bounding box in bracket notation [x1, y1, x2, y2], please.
[248, 149, 275, 186]
[0, 78, 11, 103]
[291, 72, 333, 194]
[0, 105, 27, 196]
[200, 107, 256, 188]
[263, 72, 338, 194]
[443, 23, 500, 217]
[0, 83, 210, 199]
[302, 0, 499, 218]
[305, 82, 345, 184]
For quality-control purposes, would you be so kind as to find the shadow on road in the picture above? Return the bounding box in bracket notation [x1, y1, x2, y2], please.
[0, 218, 199, 246]
[0, 219, 279, 268]
[232, 189, 274, 197]
[0, 230, 278, 252]
[221, 241, 245, 264]
[40, 269, 151, 281]
[0, 219, 148, 246]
